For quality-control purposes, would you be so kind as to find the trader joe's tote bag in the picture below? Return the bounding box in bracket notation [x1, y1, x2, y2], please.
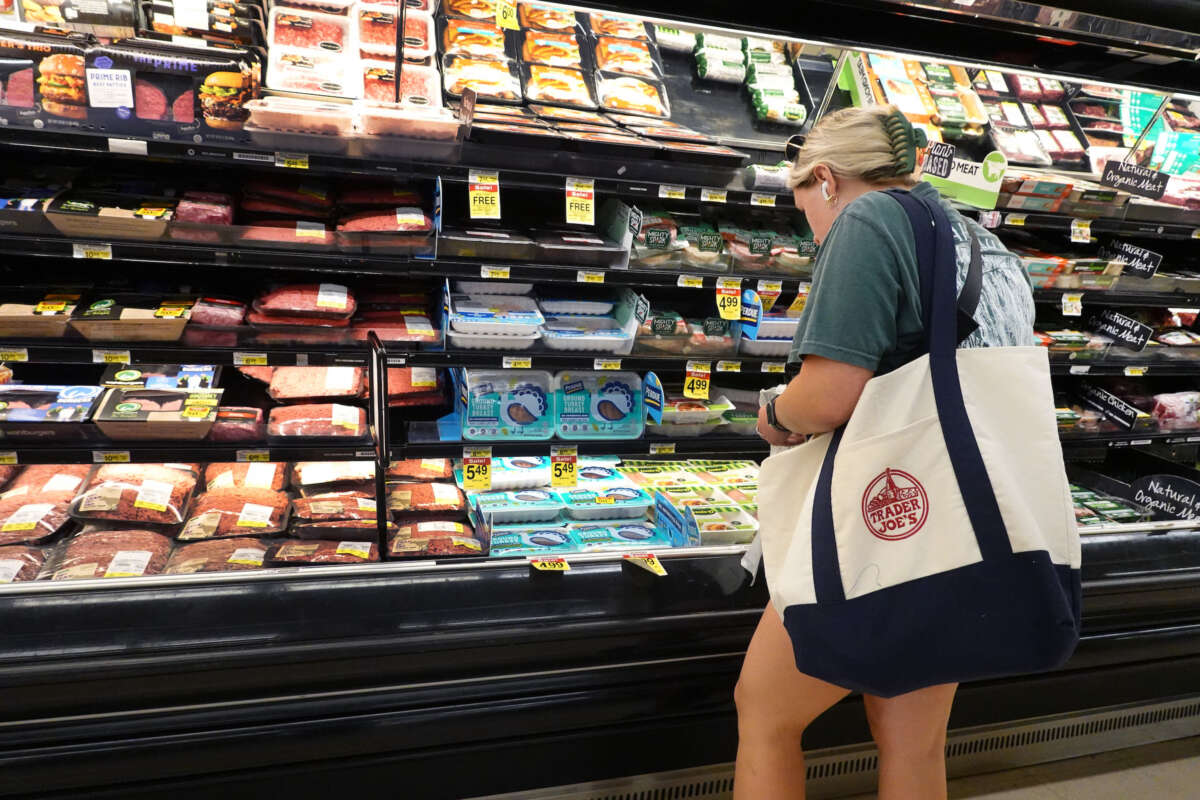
[757, 189, 1081, 697]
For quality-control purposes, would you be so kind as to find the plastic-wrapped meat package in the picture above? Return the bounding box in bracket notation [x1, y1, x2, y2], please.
[241, 195, 330, 218]
[362, 61, 444, 107]
[0, 501, 72, 546]
[387, 482, 466, 517]
[268, 366, 366, 402]
[164, 537, 269, 574]
[386, 458, 453, 480]
[270, 7, 349, 53]
[237, 366, 276, 384]
[351, 313, 438, 343]
[0, 67, 34, 108]
[292, 518, 393, 540]
[176, 192, 234, 225]
[337, 185, 424, 209]
[389, 519, 482, 556]
[265, 539, 379, 565]
[594, 36, 657, 78]
[522, 31, 582, 67]
[360, 7, 434, 58]
[1152, 391, 1200, 431]
[338, 207, 432, 233]
[205, 462, 289, 492]
[587, 11, 646, 38]
[190, 298, 247, 327]
[244, 177, 334, 212]
[255, 283, 356, 319]
[1013, 75, 1043, 101]
[49, 528, 173, 581]
[267, 48, 356, 99]
[300, 483, 375, 499]
[596, 74, 668, 117]
[444, 0, 494, 20]
[268, 403, 367, 438]
[443, 55, 522, 102]
[525, 65, 594, 108]
[179, 487, 291, 539]
[70, 465, 198, 527]
[208, 407, 266, 443]
[247, 310, 352, 328]
[240, 220, 337, 247]
[292, 460, 376, 489]
[0, 465, 16, 491]
[382, 366, 444, 407]
[0, 465, 91, 514]
[443, 18, 507, 58]
[293, 494, 378, 522]
[0, 545, 45, 583]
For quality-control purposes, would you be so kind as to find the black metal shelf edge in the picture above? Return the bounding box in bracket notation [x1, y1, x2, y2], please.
[1050, 361, 1200, 376]
[394, 436, 771, 459]
[395, 350, 792, 373]
[0, 441, 378, 465]
[1060, 430, 1200, 450]
[0, 342, 370, 367]
[989, 212, 1199, 239]
[422, 257, 810, 290]
[1033, 288, 1200, 308]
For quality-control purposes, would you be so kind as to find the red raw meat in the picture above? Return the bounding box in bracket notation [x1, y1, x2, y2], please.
[51, 528, 173, 580]
[190, 297, 245, 326]
[273, 13, 347, 52]
[337, 185, 423, 208]
[0, 501, 71, 546]
[172, 90, 195, 123]
[72, 464, 198, 526]
[400, 64, 440, 105]
[293, 494, 378, 522]
[292, 519, 395, 540]
[208, 406, 265, 442]
[177, 194, 234, 226]
[164, 537, 268, 573]
[268, 403, 367, 438]
[247, 310, 352, 328]
[0, 544, 45, 582]
[0, 465, 16, 491]
[243, 177, 334, 210]
[269, 366, 365, 402]
[236, 366, 275, 383]
[265, 539, 379, 565]
[135, 79, 168, 120]
[0, 465, 90, 514]
[241, 196, 330, 218]
[240, 221, 336, 246]
[255, 283, 356, 318]
[180, 487, 291, 539]
[386, 459, 453, 480]
[337, 207, 432, 233]
[3, 68, 33, 108]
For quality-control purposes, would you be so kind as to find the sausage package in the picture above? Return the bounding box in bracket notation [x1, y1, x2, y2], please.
[522, 63, 597, 109]
[594, 70, 669, 118]
[70, 464, 199, 527]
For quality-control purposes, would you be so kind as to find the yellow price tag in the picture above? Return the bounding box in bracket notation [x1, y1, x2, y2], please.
[72, 243, 112, 260]
[750, 193, 777, 207]
[1005, 213, 1027, 227]
[649, 443, 676, 455]
[551, 445, 577, 488]
[756, 280, 783, 312]
[1192, 229, 1200, 240]
[762, 362, 786, 373]
[716, 360, 741, 372]
[677, 274, 704, 289]
[716, 277, 742, 321]
[93, 350, 131, 364]
[530, 557, 570, 572]
[155, 305, 187, 318]
[624, 552, 667, 576]
[659, 184, 687, 200]
[234, 352, 269, 367]
[577, 271, 605, 284]
[1124, 366, 1148, 377]
[236, 450, 271, 463]
[495, 0, 518, 29]
[0, 452, 17, 466]
[181, 405, 212, 419]
[684, 360, 711, 400]
[700, 188, 727, 203]
[0, 349, 28, 362]
[788, 283, 810, 315]
[94, 451, 131, 464]
[593, 359, 622, 370]
[462, 446, 492, 491]
[481, 265, 511, 280]
[274, 151, 309, 169]
[565, 176, 594, 225]
[502, 356, 532, 369]
[34, 301, 67, 314]
[469, 169, 501, 219]
[1070, 219, 1092, 244]
[1062, 293, 1083, 317]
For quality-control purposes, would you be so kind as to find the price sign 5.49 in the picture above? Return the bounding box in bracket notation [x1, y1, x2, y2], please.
[551, 445, 577, 488]
[462, 446, 492, 490]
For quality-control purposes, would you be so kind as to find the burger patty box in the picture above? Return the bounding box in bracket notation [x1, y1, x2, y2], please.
[93, 386, 224, 440]
[100, 363, 221, 390]
[18, 0, 135, 39]
[84, 39, 258, 143]
[45, 192, 176, 241]
[68, 293, 195, 342]
[0, 30, 93, 132]
[0, 289, 85, 338]
[0, 384, 105, 442]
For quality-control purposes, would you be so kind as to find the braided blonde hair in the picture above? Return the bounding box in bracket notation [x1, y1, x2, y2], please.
[788, 105, 920, 190]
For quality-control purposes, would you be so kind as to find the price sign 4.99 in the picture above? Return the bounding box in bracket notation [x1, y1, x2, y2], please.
[684, 360, 711, 400]
[462, 446, 492, 490]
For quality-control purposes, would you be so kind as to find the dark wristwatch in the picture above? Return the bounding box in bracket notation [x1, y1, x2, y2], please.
[765, 397, 791, 433]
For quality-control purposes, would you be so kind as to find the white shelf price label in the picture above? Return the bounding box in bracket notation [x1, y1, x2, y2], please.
[658, 184, 687, 200]
[233, 352, 269, 367]
[761, 362, 786, 374]
[274, 151, 309, 169]
[979, 210, 1002, 228]
[502, 356, 532, 369]
[565, 177, 595, 225]
[684, 360, 711, 400]
[1192, 229, 1200, 240]
[716, 277, 742, 320]
[1070, 219, 1092, 243]
[1124, 366, 1149, 377]
[1069, 365, 1091, 375]
[462, 446, 492, 491]
[700, 188, 727, 203]
[677, 274, 704, 289]
[756, 280, 783, 312]
[576, 270, 605, 284]
[649, 442, 676, 455]
[92, 349, 131, 364]
[1004, 213, 1027, 227]
[73, 243, 112, 260]
[236, 450, 271, 463]
[480, 265, 511, 280]
[716, 360, 741, 372]
[550, 444, 578, 488]
[469, 169, 501, 219]
[750, 193, 777, 207]
[0, 348, 28, 363]
[0, 452, 17, 466]
[93, 451, 131, 464]
[624, 552, 667, 576]
[593, 358, 622, 370]
[1062, 293, 1083, 317]
[107, 137, 148, 156]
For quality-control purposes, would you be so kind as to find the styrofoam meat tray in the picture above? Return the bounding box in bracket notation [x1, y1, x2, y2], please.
[454, 281, 534, 296]
[660, 395, 733, 424]
[647, 419, 726, 437]
[538, 296, 615, 315]
[447, 329, 541, 350]
[739, 337, 791, 357]
[755, 313, 801, 339]
[449, 293, 544, 335]
[560, 485, 654, 520]
[541, 316, 631, 352]
[474, 489, 564, 523]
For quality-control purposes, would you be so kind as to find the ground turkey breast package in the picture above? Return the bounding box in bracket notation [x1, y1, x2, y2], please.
[0, 545, 46, 583]
[268, 366, 365, 402]
[268, 404, 368, 438]
[49, 528, 173, 581]
[164, 537, 269, 574]
[265, 539, 379, 565]
[205, 462, 290, 492]
[180, 487, 291, 540]
[70, 465, 198, 527]
[254, 283, 356, 319]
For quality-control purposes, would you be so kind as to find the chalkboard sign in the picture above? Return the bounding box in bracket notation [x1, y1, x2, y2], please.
[1089, 309, 1153, 351]
[1100, 161, 1169, 201]
[1107, 239, 1164, 279]
[1129, 474, 1200, 521]
[1078, 382, 1140, 430]
[922, 142, 955, 179]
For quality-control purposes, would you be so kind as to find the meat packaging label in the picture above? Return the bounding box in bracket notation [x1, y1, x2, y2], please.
[432, 483, 460, 505]
[105, 550, 153, 578]
[324, 367, 358, 393]
[245, 462, 279, 489]
[79, 484, 122, 513]
[410, 367, 438, 388]
[134, 479, 174, 513]
[228, 547, 266, 566]
[1, 503, 54, 532]
[209, 469, 236, 489]
[85, 67, 134, 109]
[308, 501, 344, 515]
[236, 503, 276, 528]
[0, 559, 25, 583]
[55, 563, 100, 581]
[316, 283, 349, 310]
[331, 404, 361, 430]
[180, 510, 221, 540]
[43, 474, 82, 494]
[357, 497, 377, 511]
[336, 541, 371, 558]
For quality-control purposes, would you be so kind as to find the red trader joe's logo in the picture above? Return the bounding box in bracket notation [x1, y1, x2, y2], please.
[862, 468, 929, 541]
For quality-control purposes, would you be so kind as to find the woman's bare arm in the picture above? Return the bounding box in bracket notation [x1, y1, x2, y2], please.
[775, 355, 873, 435]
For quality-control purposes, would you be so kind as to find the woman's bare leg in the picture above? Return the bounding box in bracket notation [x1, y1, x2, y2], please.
[863, 683, 958, 800]
[733, 606, 851, 800]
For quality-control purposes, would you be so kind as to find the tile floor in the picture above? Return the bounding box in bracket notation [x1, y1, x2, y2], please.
[841, 735, 1200, 799]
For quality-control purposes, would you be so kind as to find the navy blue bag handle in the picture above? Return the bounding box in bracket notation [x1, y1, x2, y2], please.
[811, 191, 1012, 604]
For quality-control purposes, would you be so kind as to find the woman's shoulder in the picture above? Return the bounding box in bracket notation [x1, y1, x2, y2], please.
[834, 189, 915, 245]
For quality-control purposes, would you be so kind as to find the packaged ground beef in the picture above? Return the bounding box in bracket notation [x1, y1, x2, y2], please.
[389, 520, 483, 557]
[254, 283, 357, 319]
[386, 367, 445, 407]
[0, 465, 17, 491]
[386, 458, 453, 480]
[208, 407, 266, 442]
[291, 519, 395, 540]
[0, 501, 72, 546]
[190, 298, 247, 327]
[49, 528, 173, 581]
[268, 404, 368, 439]
[264, 539, 379, 565]
[0, 544, 45, 582]
[293, 494, 378, 522]
[205, 462, 290, 491]
[0, 465, 91, 514]
[268, 366, 365, 402]
[292, 461, 376, 488]
[247, 310, 353, 328]
[243, 177, 334, 211]
[387, 482, 466, 516]
[179, 487, 291, 540]
[299, 484, 376, 499]
[70, 465, 198, 527]
[163, 537, 269, 574]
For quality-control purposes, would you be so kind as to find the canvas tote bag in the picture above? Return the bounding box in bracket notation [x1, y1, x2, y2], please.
[757, 189, 1081, 697]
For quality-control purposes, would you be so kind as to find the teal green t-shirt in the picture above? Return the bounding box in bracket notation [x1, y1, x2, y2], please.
[789, 181, 1034, 374]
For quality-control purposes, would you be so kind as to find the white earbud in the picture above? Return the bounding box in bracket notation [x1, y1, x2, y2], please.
[820, 182, 833, 202]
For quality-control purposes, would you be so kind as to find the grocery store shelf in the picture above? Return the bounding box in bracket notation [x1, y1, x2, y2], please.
[0, 441, 378, 465]
[0, 341, 369, 367]
[1050, 359, 1200, 376]
[421, 257, 810, 291]
[394, 434, 771, 460]
[1034, 288, 1200, 309]
[1060, 429, 1200, 452]
[986, 211, 1199, 240]
[395, 349, 793, 375]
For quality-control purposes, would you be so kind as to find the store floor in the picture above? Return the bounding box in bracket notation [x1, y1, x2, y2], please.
[840, 735, 1200, 799]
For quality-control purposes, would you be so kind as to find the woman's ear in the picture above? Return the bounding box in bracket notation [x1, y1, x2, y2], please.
[812, 164, 836, 198]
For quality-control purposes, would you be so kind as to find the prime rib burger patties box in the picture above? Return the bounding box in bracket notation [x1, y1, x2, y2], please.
[85, 38, 259, 142]
[0, 29, 93, 131]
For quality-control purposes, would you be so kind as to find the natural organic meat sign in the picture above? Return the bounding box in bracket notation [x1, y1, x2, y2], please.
[861, 468, 929, 541]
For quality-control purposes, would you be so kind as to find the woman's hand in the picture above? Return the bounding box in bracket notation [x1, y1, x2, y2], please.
[757, 405, 807, 447]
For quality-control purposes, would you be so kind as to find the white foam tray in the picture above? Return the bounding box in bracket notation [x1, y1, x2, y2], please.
[739, 337, 791, 357]
[755, 314, 801, 339]
[455, 281, 534, 296]
[448, 329, 541, 350]
[538, 297, 615, 315]
[450, 293, 544, 335]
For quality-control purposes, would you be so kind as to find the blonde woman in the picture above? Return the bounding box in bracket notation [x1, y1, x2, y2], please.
[738, 105, 1035, 799]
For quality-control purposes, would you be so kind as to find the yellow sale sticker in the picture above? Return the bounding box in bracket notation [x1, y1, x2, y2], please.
[495, 0, 518, 29]
[551, 444, 577, 488]
[469, 169, 501, 219]
[462, 446, 492, 491]
[565, 177, 595, 225]
[530, 557, 570, 572]
[684, 360, 711, 400]
[624, 552, 666, 576]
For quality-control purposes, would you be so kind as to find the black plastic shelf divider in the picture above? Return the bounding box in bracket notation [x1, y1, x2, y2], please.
[394, 350, 793, 374]
[988, 211, 1199, 240]
[394, 436, 771, 460]
[1060, 430, 1200, 452]
[1050, 360, 1200, 376]
[0, 442, 378, 465]
[0, 341, 369, 367]
[1033, 288, 1200, 308]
